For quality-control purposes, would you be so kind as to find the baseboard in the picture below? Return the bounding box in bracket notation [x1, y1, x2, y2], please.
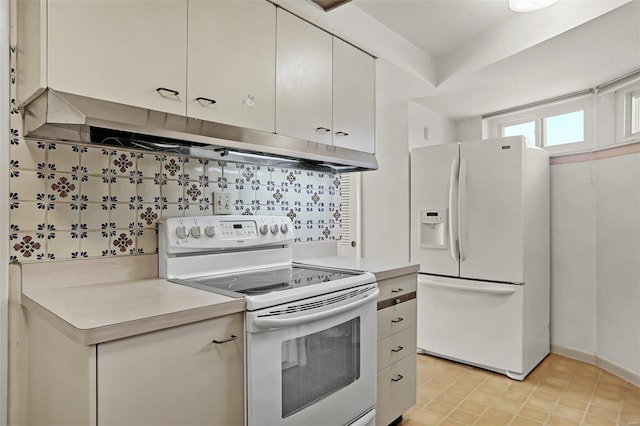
[551, 344, 640, 387]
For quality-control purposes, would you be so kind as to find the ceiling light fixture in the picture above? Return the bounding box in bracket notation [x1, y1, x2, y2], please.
[509, 0, 559, 13]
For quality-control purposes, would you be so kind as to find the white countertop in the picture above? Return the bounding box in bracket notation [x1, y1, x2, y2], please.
[296, 256, 419, 281]
[14, 255, 245, 345]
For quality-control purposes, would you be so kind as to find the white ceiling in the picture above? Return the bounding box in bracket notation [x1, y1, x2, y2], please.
[351, 0, 640, 120]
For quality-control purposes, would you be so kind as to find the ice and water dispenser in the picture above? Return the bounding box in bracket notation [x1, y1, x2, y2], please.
[419, 208, 448, 249]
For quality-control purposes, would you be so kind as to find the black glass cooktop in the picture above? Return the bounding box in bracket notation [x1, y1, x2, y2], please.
[170, 265, 360, 298]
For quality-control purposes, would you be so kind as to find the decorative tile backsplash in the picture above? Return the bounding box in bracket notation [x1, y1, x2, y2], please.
[7, 45, 341, 263]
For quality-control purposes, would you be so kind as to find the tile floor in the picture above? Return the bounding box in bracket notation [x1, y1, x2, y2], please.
[400, 353, 640, 426]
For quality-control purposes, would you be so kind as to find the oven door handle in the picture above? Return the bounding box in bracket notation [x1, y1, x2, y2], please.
[253, 289, 379, 329]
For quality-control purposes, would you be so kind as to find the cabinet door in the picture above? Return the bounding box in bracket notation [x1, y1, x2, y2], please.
[47, 0, 187, 115]
[333, 38, 375, 153]
[276, 8, 333, 145]
[187, 1, 276, 132]
[97, 314, 244, 426]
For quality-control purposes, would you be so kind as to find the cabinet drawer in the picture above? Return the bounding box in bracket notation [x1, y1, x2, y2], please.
[377, 326, 416, 372]
[377, 274, 417, 302]
[377, 299, 417, 340]
[376, 353, 417, 426]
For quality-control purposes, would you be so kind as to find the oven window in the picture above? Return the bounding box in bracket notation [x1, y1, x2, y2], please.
[281, 318, 361, 418]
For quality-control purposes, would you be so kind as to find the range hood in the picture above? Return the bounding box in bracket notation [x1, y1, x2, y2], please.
[22, 90, 378, 173]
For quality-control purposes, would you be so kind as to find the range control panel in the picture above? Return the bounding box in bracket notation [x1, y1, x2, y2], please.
[160, 215, 294, 253]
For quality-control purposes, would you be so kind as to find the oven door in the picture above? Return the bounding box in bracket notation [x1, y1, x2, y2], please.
[245, 283, 378, 426]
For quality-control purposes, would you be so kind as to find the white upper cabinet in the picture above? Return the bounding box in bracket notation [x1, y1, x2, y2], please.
[46, 0, 188, 115]
[276, 8, 333, 145]
[333, 38, 375, 154]
[187, 1, 276, 132]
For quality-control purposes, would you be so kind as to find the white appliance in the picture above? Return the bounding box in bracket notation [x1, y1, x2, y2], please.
[410, 136, 549, 380]
[159, 215, 378, 426]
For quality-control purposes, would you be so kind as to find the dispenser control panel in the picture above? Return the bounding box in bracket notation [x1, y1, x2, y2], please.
[419, 208, 447, 250]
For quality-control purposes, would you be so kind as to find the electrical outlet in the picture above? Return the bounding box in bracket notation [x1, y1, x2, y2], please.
[213, 191, 232, 215]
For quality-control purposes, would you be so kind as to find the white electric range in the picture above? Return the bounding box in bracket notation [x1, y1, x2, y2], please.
[159, 215, 378, 426]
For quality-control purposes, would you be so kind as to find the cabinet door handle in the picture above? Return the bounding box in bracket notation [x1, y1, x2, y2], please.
[391, 375, 404, 382]
[196, 97, 217, 105]
[157, 87, 180, 97]
[391, 288, 404, 293]
[212, 335, 237, 345]
[335, 131, 349, 137]
[316, 127, 331, 134]
[391, 317, 404, 323]
[391, 346, 404, 353]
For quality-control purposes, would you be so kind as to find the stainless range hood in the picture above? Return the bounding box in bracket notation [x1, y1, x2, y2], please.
[22, 90, 378, 172]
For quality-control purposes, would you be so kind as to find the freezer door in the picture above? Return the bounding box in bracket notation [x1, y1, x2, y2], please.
[417, 274, 524, 374]
[459, 137, 524, 283]
[410, 143, 460, 276]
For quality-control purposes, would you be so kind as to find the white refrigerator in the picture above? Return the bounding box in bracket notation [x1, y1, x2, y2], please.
[410, 136, 549, 380]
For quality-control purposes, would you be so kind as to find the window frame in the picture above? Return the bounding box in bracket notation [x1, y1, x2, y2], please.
[616, 81, 640, 143]
[486, 96, 593, 155]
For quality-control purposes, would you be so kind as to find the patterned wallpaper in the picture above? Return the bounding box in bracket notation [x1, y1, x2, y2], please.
[8, 54, 341, 263]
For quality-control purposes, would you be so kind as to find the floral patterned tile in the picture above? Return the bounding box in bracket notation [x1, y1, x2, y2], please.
[80, 231, 109, 258]
[110, 203, 137, 230]
[138, 178, 161, 203]
[111, 177, 137, 203]
[47, 142, 80, 172]
[136, 153, 163, 178]
[233, 205, 254, 216]
[162, 179, 184, 203]
[136, 229, 158, 254]
[47, 173, 78, 202]
[184, 181, 209, 204]
[111, 231, 136, 255]
[111, 151, 136, 176]
[10, 138, 45, 170]
[81, 147, 112, 175]
[163, 157, 182, 179]
[137, 205, 160, 229]
[162, 204, 184, 219]
[235, 183, 256, 205]
[80, 203, 110, 230]
[47, 203, 79, 231]
[10, 170, 46, 201]
[180, 157, 203, 178]
[47, 231, 80, 261]
[11, 233, 46, 261]
[9, 202, 45, 231]
[81, 175, 110, 203]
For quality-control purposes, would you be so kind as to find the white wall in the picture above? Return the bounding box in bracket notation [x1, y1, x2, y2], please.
[455, 117, 483, 141]
[408, 100, 456, 150]
[361, 61, 447, 261]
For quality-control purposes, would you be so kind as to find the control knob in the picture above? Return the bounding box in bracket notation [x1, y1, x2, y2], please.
[204, 226, 216, 238]
[259, 224, 269, 235]
[280, 223, 289, 233]
[270, 224, 279, 234]
[190, 226, 202, 239]
[175, 225, 189, 239]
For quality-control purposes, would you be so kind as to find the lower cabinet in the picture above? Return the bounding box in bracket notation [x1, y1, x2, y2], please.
[98, 313, 244, 426]
[18, 311, 244, 425]
[376, 273, 417, 426]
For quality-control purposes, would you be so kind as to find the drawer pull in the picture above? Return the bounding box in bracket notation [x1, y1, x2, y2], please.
[156, 87, 180, 97]
[316, 127, 331, 134]
[196, 96, 217, 104]
[212, 335, 238, 345]
[391, 346, 404, 353]
[391, 374, 404, 382]
[391, 317, 404, 323]
[335, 131, 349, 137]
[391, 288, 404, 293]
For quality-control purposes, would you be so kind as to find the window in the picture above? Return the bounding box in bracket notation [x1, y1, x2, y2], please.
[630, 92, 640, 137]
[615, 80, 640, 143]
[544, 110, 584, 147]
[487, 97, 592, 154]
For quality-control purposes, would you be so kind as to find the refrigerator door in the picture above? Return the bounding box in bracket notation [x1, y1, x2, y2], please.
[417, 274, 524, 374]
[459, 137, 524, 283]
[410, 143, 460, 277]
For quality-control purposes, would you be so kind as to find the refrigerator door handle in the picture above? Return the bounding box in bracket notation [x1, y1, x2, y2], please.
[448, 157, 460, 261]
[458, 159, 467, 262]
[420, 279, 516, 296]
